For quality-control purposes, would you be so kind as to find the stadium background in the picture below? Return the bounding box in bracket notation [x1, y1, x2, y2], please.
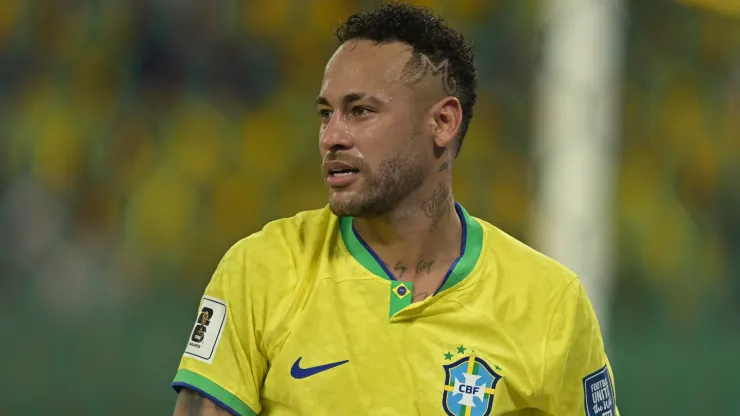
[0, 0, 738, 414]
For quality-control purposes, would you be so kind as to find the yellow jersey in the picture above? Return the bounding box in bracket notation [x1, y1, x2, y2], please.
[173, 203, 619, 416]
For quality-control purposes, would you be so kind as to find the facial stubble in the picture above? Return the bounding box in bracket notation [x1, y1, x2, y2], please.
[328, 130, 426, 218]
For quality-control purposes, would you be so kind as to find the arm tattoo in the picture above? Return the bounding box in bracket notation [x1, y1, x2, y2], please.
[422, 183, 453, 231]
[184, 390, 206, 416]
[177, 389, 230, 416]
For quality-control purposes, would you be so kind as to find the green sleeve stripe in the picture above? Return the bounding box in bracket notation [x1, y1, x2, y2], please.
[172, 369, 258, 416]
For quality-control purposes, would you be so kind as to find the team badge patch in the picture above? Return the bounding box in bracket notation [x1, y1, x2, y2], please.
[583, 365, 616, 416]
[184, 296, 227, 364]
[442, 347, 502, 416]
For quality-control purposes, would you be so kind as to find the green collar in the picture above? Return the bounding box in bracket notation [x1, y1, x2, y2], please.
[339, 203, 483, 295]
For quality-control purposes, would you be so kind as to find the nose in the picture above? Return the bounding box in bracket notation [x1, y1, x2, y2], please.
[319, 114, 353, 153]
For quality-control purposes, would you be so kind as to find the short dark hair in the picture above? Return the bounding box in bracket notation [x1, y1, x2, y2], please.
[336, 2, 478, 156]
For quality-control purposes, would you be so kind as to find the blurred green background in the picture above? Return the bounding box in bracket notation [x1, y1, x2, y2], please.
[0, 0, 738, 414]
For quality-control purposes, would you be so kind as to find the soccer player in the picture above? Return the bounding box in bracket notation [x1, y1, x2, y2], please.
[172, 3, 619, 416]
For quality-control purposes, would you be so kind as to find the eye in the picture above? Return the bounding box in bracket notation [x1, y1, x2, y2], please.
[317, 109, 333, 120]
[350, 106, 372, 117]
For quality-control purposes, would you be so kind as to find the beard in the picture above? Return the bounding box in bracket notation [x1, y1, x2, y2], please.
[327, 146, 426, 218]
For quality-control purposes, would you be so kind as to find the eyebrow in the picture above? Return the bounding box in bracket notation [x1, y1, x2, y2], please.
[316, 92, 383, 107]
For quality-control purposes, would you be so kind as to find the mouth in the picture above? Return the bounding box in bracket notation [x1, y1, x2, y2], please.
[327, 168, 360, 177]
[324, 161, 360, 187]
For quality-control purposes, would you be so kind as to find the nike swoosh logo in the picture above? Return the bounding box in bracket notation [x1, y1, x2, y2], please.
[290, 357, 349, 379]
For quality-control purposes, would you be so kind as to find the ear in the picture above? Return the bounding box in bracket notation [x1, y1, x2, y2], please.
[429, 96, 463, 150]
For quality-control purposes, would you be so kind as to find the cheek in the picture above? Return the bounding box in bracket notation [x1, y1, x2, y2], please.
[360, 115, 414, 149]
[355, 127, 398, 170]
[318, 124, 326, 141]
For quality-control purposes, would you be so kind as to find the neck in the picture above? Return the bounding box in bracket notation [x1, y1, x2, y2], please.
[353, 180, 462, 278]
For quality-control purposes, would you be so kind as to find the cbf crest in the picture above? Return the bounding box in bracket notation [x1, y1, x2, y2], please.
[442, 345, 502, 416]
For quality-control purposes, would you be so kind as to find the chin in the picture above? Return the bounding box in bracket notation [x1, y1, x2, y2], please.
[328, 188, 376, 217]
[328, 192, 393, 219]
[328, 193, 361, 217]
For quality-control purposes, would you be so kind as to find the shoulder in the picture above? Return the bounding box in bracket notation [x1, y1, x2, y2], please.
[470, 216, 580, 314]
[205, 206, 337, 323]
[475, 217, 578, 289]
[211, 206, 337, 294]
[223, 206, 337, 265]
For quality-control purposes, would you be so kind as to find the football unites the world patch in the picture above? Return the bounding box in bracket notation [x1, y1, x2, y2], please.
[583, 365, 616, 416]
[184, 296, 227, 364]
[442, 347, 502, 416]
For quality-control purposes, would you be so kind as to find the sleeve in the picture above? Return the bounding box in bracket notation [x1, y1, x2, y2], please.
[540, 278, 620, 416]
[172, 240, 265, 416]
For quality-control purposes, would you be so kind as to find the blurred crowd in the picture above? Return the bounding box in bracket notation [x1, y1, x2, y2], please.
[0, 0, 738, 414]
[0, 0, 535, 313]
[616, 1, 740, 326]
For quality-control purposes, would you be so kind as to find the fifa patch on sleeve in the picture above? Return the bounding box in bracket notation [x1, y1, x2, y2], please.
[583, 365, 616, 416]
[184, 296, 227, 364]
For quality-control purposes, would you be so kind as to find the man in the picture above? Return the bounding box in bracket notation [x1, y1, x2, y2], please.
[172, 3, 619, 416]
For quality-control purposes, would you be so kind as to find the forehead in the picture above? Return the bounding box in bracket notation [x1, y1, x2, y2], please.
[320, 40, 414, 100]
